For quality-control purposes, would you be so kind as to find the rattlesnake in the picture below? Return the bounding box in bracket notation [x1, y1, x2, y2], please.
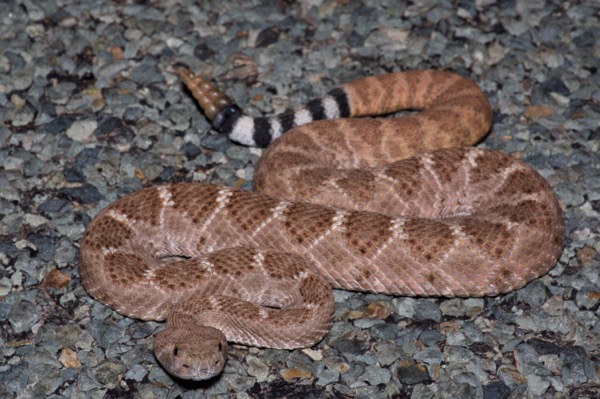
[79, 69, 564, 380]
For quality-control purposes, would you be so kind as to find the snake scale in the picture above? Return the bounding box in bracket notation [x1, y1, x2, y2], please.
[79, 69, 564, 380]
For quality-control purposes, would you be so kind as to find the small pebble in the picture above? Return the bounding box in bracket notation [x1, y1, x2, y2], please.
[66, 120, 98, 143]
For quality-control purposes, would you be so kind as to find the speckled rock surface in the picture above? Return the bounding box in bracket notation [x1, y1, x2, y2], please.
[1, 1, 599, 398]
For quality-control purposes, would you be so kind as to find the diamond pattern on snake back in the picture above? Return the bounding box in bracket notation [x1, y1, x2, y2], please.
[224, 189, 282, 232]
[169, 183, 222, 226]
[333, 169, 378, 204]
[115, 187, 163, 226]
[469, 150, 513, 184]
[458, 218, 514, 259]
[400, 218, 456, 263]
[383, 157, 423, 201]
[426, 147, 469, 182]
[496, 169, 550, 197]
[83, 215, 132, 251]
[281, 203, 338, 246]
[492, 199, 556, 230]
[104, 252, 149, 287]
[342, 211, 394, 256]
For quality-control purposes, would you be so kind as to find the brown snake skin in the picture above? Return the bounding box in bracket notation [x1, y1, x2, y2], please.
[79, 70, 564, 380]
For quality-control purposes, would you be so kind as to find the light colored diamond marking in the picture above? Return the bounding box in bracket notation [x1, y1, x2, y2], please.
[158, 186, 174, 207]
[307, 209, 348, 249]
[250, 200, 290, 237]
[259, 309, 270, 319]
[200, 187, 234, 232]
[106, 209, 132, 226]
[144, 269, 156, 282]
[252, 250, 266, 272]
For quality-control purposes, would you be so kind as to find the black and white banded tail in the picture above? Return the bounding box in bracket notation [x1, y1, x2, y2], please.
[180, 68, 350, 148]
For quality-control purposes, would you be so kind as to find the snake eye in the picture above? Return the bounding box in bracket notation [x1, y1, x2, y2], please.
[217, 343, 222, 352]
[173, 347, 179, 356]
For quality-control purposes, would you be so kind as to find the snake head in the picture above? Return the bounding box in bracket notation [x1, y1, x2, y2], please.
[154, 325, 228, 381]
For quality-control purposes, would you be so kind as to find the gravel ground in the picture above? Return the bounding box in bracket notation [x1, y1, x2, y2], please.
[1, 0, 599, 398]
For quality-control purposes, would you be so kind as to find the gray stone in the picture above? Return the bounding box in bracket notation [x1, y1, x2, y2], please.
[246, 355, 269, 382]
[419, 329, 445, 347]
[0, 300, 11, 320]
[36, 323, 81, 351]
[395, 327, 422, 349]
[316, 367, 340, 386]
[414, 300, 442, 322]
[77, 366, 103, 392]
[86, 319, 125, 349]
[414, 347, 443, 365]
[561, 351, 592, 386]
[397, 362, 430, 385]
[48, 81, 77, 104]
[7, 106, 35, 127]
[128, 320, 156, 339]
[482, 380, 512, 399]
[513, 343, 551, 376]
[440, 298, 485, 317]
[226, 374, 256, 393]
[360, 364, 391, 386]
[575, 287, 600, 310]
[66, 119, 97, 143]
[0, 277, 12, 297]
[92, 360, 127, 389]
[362, 321, 393, 338]
[130, 62, 163, 85]
[8, 300, 40, 334]
[517, 280, 548, 308]
[526, 374, 550, 396]
[340, 362, 366, 386]
[373, 341, 402, 366]
[201, 133, 232, 152]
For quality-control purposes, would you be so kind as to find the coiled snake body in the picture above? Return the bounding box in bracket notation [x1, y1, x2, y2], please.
[80, 70, 563, 380]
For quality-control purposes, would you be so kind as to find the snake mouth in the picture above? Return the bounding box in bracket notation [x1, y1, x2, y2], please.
[154, 326, 228, 381]
[156, 348, 226, 381]
[179, 365, 221, 381]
